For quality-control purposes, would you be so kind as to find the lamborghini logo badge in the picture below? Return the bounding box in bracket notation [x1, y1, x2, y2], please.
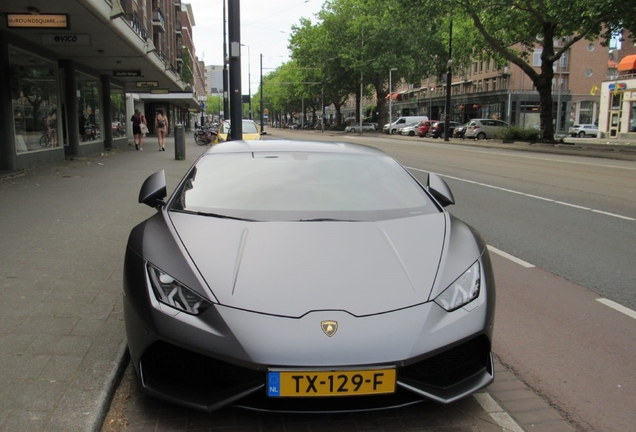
[321, 320, 338, 337]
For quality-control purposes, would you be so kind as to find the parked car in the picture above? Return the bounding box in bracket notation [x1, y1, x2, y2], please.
[383, 116, 429, 134]
[345, 122, 376, 133]
[399, 122, 421, 136]
[465, 119, 509, 140]
[125, 140, 496, 413]
[452, 122, 471, 139]
[417, 120, 440, 137]
[430, 121, 461, 139]
[569, 124, 598, 138]
[216, 119, 262, 143]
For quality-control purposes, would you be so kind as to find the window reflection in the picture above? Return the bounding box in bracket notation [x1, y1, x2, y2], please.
[111, 87, 127, 138]
[77, 72, 102, 143]
[9, 46, 60, 152]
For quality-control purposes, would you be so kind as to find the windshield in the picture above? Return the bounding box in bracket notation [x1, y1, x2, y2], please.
[170, 152, 436, 222]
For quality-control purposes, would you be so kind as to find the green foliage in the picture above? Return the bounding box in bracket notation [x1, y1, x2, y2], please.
[206, 95, 223, 115]
[495, 126, 540, 141]
[181, 46, 193, 85]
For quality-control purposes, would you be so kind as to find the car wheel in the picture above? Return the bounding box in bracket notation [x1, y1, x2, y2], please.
[578, 131, 586, 138]
[350, 128, 356, 133]
[477, 132, 486, 140]
[409, 131, 415, 136]
[390, 129, 397, 135]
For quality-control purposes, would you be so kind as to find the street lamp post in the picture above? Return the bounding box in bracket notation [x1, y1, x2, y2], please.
[241, 43, 252, 119]
[444, 19, 453, 142]
[389, 67, 397, 134]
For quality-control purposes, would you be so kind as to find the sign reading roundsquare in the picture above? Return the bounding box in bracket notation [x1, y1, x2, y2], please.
[8, 14, 69, 29]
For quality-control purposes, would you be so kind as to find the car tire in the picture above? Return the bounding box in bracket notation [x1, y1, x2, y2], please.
[391, 129, 397, 135]
[408, 131, 415, 136]
[578, 131, 586, 138]
[477, 132, 486, 140]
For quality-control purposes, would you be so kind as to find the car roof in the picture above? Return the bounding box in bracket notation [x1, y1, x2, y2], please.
[204, 140, 389, 157]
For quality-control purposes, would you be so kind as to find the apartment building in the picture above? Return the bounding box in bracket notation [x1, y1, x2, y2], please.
[386, 38, 609, 133]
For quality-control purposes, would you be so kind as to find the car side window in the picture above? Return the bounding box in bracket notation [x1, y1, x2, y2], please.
[397, 119, 405, 124]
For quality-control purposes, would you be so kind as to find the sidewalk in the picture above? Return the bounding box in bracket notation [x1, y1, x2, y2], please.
[0, 134, 205, 432]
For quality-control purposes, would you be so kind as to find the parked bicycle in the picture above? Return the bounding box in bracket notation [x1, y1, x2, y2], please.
[39, 130, 54, 147]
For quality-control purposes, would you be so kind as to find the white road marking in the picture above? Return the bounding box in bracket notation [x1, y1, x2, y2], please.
[406, 167, 636, 221]
[487, 246, 535, 268]
[597, 298, 636, 320]
[473, 393, 526, 432]
[433, 145, 636, 171]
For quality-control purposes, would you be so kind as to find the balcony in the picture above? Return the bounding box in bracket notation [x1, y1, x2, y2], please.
[176, 49, 183, 63]
[174, 0, 182, 7]
[175, 21, 182, 34]
[152, 9, 165, 33]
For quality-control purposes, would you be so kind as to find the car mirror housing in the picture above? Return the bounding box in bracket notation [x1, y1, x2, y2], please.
[427, 173, 455, 207]
[138, 170, 167, 208]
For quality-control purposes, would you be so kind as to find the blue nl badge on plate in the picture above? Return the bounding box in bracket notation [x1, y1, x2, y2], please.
[267, 372, 281, 397]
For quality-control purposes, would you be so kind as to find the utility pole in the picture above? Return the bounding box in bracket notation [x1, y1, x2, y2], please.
[222, 0, 229, 120]
[444, 18, 453, 142]
[228, 0, 242, 139]
[260, 53, 264, 133]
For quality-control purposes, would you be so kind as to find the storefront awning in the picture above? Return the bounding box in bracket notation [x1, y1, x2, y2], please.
[617, 54, 636, 72]
[385, 93, 398, 100]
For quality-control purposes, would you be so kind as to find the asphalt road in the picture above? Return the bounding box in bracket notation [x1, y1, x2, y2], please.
[101, 130, 636, 431]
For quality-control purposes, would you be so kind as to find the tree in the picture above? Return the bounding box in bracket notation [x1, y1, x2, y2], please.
[408, 0, 636, 141]
[308, 0, 448, 127]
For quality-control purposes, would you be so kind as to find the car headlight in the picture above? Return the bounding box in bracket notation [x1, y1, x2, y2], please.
[434, 261, 481, 312]
[147, 264, 211, 315]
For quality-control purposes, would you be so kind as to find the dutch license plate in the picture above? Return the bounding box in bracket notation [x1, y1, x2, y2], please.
[267, 369, 396, 397]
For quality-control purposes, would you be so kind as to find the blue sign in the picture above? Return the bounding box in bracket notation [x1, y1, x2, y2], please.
[267, 372, 280, 396]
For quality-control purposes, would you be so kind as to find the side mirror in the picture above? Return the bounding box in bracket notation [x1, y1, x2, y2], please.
[138, 170, 167, 208]
[427, 173, 455, 207]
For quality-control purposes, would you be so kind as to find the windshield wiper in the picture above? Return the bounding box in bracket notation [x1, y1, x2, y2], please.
[196, 211, 258, 222]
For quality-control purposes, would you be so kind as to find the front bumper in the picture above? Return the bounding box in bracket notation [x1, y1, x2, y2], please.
[123, 249, 495, 412]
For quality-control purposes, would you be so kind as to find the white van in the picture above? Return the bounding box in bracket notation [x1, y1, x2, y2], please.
[383, 116, 429, 134]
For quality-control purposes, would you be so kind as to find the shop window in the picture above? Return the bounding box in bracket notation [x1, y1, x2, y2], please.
[629, 102, 636, 132]
[110, 87, 127, 138]
[77, 72, 102, 143]
[578, 101, 595, 125]
[9, 46, 60, 153]
[611, 93, 621, 110]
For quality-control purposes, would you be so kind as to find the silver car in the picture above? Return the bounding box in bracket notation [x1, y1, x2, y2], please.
[569, 124, 598, 137]
[345, 122, 376, 133]
[399, 122, 422, 136]
[465, 119, 509, 140]
[124, 140, 496, 413]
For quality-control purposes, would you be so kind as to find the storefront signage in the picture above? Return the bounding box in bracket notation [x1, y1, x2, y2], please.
[136, 81, 159, 88]
[42, 34, 90, 46]
[608, 82, 627, 91]
[8, 14, 69, 29]
[150, 89, 170, 94]
[114, 70, 141, 78]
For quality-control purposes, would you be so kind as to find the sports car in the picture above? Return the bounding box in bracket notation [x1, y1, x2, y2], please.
[123, 140, 496, 413]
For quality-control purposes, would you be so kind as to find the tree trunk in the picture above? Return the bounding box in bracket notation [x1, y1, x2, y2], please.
[373, 75, 387, 129]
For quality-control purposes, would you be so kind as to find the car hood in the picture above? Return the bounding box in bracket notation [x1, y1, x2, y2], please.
[169, 213, 447, 317]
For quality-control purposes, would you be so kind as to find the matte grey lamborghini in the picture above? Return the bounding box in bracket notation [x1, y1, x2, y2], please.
[123, 140, 496, 413]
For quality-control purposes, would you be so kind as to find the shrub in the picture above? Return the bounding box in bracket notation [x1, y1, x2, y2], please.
[495, 126, 540, 141]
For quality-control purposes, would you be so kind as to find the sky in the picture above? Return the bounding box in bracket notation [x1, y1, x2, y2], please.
[186, 0, 326, 95]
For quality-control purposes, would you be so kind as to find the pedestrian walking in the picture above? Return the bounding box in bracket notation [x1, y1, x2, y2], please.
[155, 108, 168, 151]
[131, 109, 147, 150]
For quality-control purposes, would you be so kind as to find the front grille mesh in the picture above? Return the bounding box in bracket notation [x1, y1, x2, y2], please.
[141, 341, 263, 392]
[398, 335, 490, 389]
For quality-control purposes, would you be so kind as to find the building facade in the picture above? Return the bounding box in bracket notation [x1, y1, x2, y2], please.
[598, 31, 636, 138]
[204, 65, 224, 95]
[0, 0, 202, 174]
